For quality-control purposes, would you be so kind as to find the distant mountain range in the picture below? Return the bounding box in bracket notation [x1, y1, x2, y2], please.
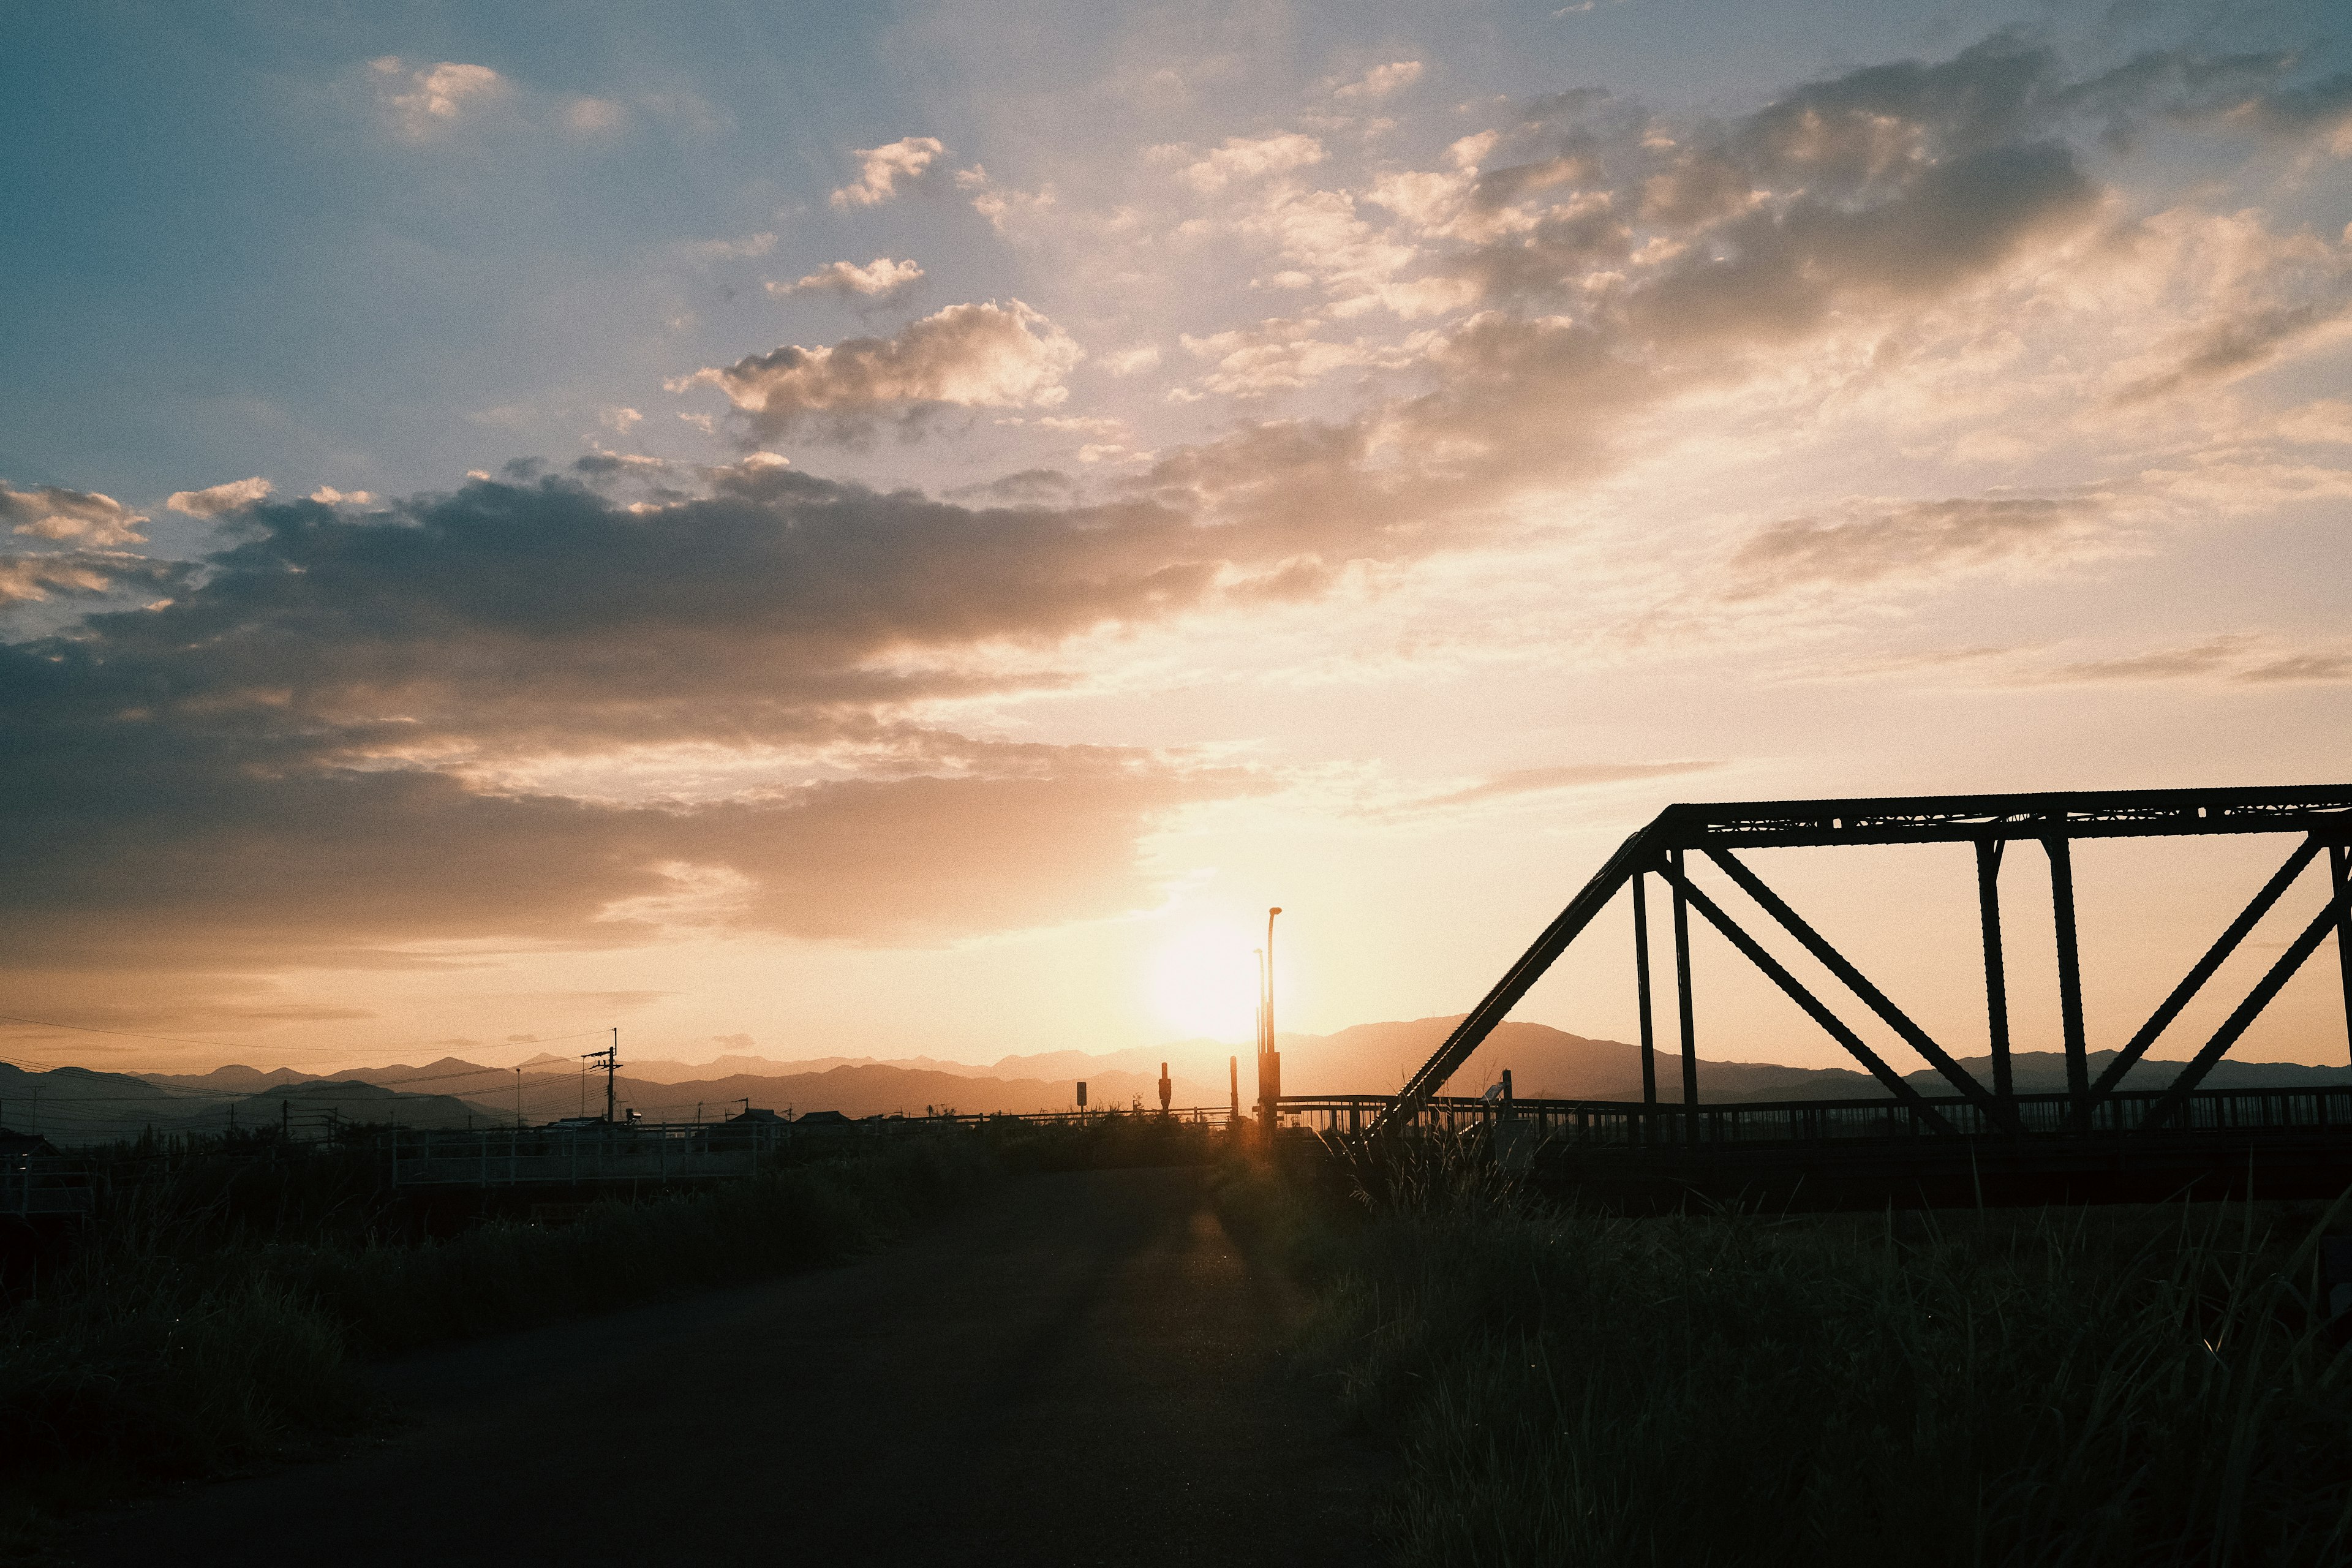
[5, 1017, 2346, 1145]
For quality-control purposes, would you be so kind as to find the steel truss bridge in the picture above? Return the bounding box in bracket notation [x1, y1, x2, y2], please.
[1352, 784, 2352, 1207]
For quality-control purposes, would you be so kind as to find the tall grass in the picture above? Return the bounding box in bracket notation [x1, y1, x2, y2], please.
[1, 1136, 995, 1539]
[1243, 1140, 2352, 1567]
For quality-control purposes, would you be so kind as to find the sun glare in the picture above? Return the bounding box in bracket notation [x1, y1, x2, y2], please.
[1148, 921, 1261, 1041]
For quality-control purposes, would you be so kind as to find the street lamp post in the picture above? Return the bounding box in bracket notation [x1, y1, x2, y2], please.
[1254, 947, 1266, 1057]
[1259, 907, 1283, 1136]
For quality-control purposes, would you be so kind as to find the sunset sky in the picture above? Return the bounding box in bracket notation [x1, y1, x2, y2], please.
[3, 0, 2348, 1082]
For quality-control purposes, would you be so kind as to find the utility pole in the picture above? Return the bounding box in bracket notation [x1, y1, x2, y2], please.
[514, 1065, 524, 1131]
[582, 1029, 619, 1124]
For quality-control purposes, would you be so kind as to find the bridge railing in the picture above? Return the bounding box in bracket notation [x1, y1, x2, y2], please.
[1277, 1085, 2352, 1150]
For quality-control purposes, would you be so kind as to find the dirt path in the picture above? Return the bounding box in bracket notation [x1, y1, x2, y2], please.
[68, 1166, 1381, 1567]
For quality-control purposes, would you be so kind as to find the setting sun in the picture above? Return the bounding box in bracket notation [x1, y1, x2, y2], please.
[1147, 922, 1263, 1042]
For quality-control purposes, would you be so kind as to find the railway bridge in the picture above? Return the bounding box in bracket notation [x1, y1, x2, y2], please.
[1340, 783, 2352, 1207]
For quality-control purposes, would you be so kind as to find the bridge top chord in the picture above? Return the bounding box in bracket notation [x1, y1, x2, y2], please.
[1646, 783, 2352, 851]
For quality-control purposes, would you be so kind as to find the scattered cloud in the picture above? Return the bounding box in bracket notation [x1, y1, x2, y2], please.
[831, 137, 944, 208]
[167, 477, 274, 517]
[1333, 61, 1423, 102]
[0, 481, 146, 547]
[2018, 635, 2352, 686]
[671, 301, 1083, 442]
[1724, 497, 2107, 599]
[1178, 133, 1325, 194]
[955, 166, 1057, 235]
[773, 257, 925, 299]
[307, 486, 378, 507]
[1175, 317, 1430, 398]
[371, 58, 507, 139]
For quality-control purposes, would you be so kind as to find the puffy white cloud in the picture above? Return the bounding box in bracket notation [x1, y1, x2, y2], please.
[1179, 133, 1325, 194]
[772, 257, 925, 298]
[167, 477, 274, 517]
[371, 58, 507, 138]
[307, 486, 379, 507]
[831, 137, 944, 208]
[0, 481, 146, 546]
[671, 301, 1083, 440]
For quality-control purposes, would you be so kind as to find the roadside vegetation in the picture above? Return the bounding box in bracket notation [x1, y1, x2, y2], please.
[1224, 1140, 2352, 1567]
[0, 1131, 996, 1550]
[982, 1107, 1226, 1170]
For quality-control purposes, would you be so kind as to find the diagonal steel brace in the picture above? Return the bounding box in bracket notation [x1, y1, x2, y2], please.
[1707, 846, 2021, 1134]
[1651, 853, 1959, 1134]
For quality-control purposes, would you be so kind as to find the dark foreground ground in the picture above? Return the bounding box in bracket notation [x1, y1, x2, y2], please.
[67, 1166, 1378, 1567]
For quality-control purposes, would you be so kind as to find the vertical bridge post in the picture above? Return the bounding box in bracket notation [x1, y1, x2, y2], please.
[1671, 849, 1699, 1147]
[2334, 842, 2352, 1063]
[1976, 839, 2013, 1119]
[2046, 836, 2090, 1130]
[1634, 872, 1658, 1142]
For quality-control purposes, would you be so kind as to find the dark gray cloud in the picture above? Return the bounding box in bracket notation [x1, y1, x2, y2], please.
[0, 548, 188, 608]
[0, 463, 1307, 968]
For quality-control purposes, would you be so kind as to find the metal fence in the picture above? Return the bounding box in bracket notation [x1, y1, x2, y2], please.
[382, 1106, 1248, 1188]
[3, 1155, 96, 1219]
[1275, 1085, 2352, 1150]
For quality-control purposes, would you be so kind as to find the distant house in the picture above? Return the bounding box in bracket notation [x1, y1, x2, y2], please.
[794, 1109, 855, 1133]
[1, 1129, 59, 1158]
[701, 1106, 793, 1152]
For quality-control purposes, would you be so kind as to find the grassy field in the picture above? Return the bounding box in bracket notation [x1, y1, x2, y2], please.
[0, 1133, 998, 1548]
[1223, 1140, 2352, 1567]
